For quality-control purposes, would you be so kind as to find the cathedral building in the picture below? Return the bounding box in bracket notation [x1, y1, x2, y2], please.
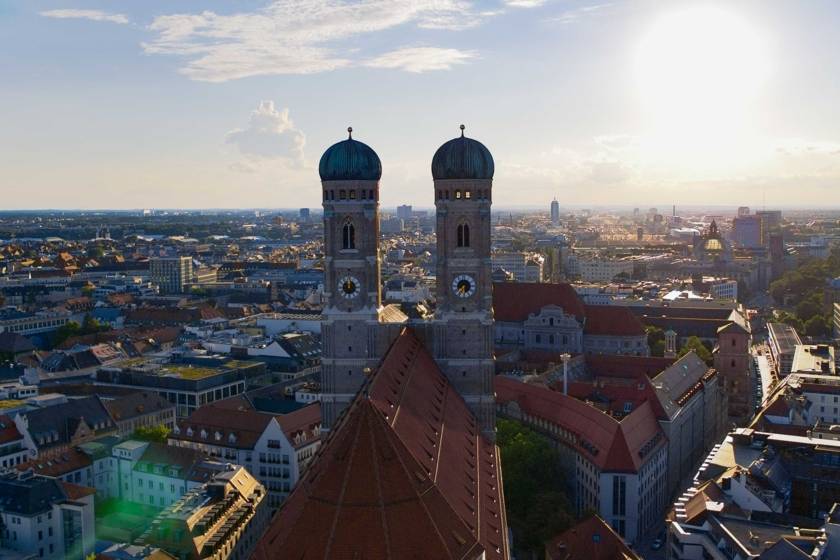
[254, 127, 508, 559]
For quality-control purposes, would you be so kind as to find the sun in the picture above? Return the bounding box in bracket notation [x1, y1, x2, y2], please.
[635, 6, 769, 157]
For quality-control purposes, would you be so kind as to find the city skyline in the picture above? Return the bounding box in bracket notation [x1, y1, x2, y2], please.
[3, 0, 840, 209]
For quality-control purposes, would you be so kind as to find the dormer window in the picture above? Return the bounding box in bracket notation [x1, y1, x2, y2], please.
[228, 433, 237, 444]
[200, 429, 207, 439]
[214, 431, 221, 441]
[186, 427, 193, 437]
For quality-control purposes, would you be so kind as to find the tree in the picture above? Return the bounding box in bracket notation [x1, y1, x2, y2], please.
[497, 419, 575, 557]
[795, 298, 823, 323]
[804, 315, 828, 337]
[678, 336, 712, 365]
[646, 326, 665, 357]
[53, 321, 81, 346]
[133, 424, 171, 443]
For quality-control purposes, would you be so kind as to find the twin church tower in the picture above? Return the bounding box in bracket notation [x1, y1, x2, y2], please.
[319, 125, 497, 439]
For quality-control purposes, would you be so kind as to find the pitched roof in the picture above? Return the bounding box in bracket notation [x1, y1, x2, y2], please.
[18, 447, 92, 478]
[172, 406, 274, 450]
[274, 402, 321, 449]
[0, 471, 67, 515]
[135, 442, 211, 483]
[496, 376, 665, 473]
[545, 515, 640, 560]
[493, 282, 586, 322]
[0, 331, 35, 354]
[21, 395, 116, 450]
[104, 391, 174, 422]
[652, 352, 714, 418]
[0, 414, 24, 445]
[583, 305, 646, 336]
[253, 328, 508, 560]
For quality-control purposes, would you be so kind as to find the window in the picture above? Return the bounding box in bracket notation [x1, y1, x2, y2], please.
[342, 220, 355, 249]
[455, 190, 462, 199]
[349, 189, 356, 200]
[456, 223, 470, 248]
[339, 189, 346, 200]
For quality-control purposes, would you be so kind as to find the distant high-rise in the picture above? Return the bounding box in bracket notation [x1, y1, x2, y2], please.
[737, 206, 751, 217]
[732, 215, 764, 248]
[150, 256, 193, 294]
[299, 207, 310, 222]
[396, 204, 413, 220]
[550, 198, 560, 225]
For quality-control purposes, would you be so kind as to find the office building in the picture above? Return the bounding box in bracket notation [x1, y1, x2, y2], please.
[138, 466, 269, 560]
[550, 198, 560, 225]
[0, 470, 95, 560]
[768, 322, 802, 377]
[396, 204, 412, 220]
[150, 257, 193, 295]
[732, 215, 764, 248]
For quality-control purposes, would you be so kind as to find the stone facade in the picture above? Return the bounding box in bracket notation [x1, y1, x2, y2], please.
[320, 133, 497, 440]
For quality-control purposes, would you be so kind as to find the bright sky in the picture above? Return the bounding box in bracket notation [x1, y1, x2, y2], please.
[2, 0, 840, 209]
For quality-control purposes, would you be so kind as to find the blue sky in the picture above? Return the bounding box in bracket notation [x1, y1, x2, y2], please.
[2, 0, 840, 209]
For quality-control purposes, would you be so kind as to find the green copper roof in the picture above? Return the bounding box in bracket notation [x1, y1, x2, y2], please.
[431, 126, 494, 181]
[319, 128, 382, 182]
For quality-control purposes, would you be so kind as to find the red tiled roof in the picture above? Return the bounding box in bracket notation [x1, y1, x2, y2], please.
[0, 414, 24, 445]
[496, 376, 665, 472]
[493, 282, 586, 322]
[254, 328, 509, 560]
[545, 514, 640, 560]
[61, 481, 96, 501]
[275, 403, 322, 449]
[583, 305, 646, 336]
[18, 448, 92, 478]
[172, 406, 274, 449]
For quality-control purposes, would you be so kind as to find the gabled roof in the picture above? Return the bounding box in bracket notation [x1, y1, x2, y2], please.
[496, 376, 665, 473]
[0, 331, 35, 354]
[173, 406, 274, 450]
[254, 328, 508, 560]
[493, 282, 586, 322]
[18, 447, 92, 478]
[104, 391, 174, 422]
[652, 352, 714, 419]
[21, 395, 116, 450]
[0, 414, 24, 445]
[545, 514, 640, 560]
[583, 305, 646, 337]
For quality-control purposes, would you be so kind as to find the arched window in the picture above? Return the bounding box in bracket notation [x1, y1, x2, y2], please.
[342, 220, 355, 249]
[457, 223, 470, 247]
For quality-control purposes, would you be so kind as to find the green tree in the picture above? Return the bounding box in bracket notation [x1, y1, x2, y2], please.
[678, 336, 712, 364]
[497, 419, 575, 557]
[133, 424, 171, 443]
[804, 315, 828, 337]
[53, 321, 82, 346]
[795, 298, 823, 323]
[646, 326, 665, 357]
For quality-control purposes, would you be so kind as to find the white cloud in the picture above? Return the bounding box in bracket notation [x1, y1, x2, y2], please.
[226, 101, 306, 165]
[552, 3, 612, 24]
[40, 9, 129, 24]
[365, 47, 476, 73]
[143, 0, 487, 82]
[504, 0, 547, 7]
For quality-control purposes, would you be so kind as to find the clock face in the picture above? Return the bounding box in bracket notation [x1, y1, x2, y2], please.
[338, 276, 360, 299]
[452, 274, 476, 299]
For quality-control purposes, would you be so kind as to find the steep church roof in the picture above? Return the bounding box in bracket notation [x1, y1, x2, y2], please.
[253, 328, 508, 560]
